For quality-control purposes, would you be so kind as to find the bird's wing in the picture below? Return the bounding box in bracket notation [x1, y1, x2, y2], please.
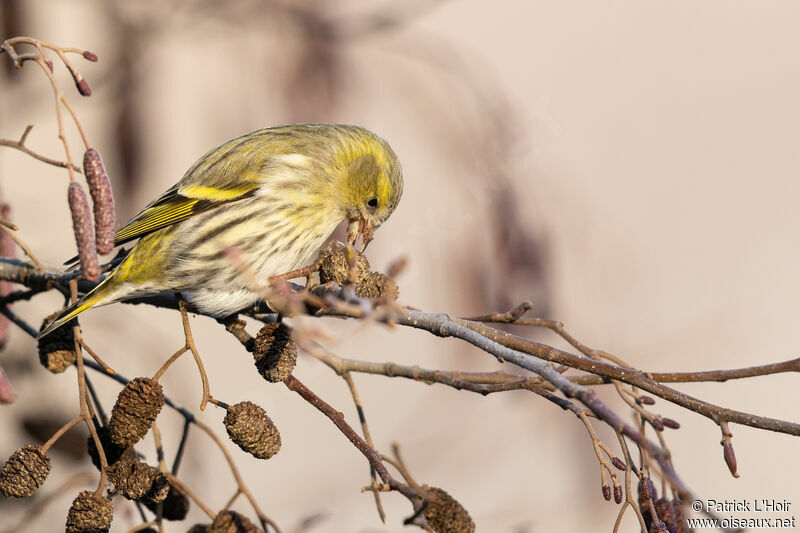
[115, 132, 311, 246]
[65, 129, 306, 265]
[113, 181, 260, 247]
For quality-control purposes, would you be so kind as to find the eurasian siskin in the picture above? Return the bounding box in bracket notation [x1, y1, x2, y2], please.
[39, 123, 403, 338]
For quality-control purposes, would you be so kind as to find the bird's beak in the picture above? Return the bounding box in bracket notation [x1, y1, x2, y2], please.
[347, 216, 375, 252]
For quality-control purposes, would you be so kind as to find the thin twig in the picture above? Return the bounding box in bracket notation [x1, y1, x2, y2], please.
[69, 280, 107, 496]
[283, 375, 418, 502]
[80, 339, 115, 374]
[192, 418, 281, 533]
[341, 371, 386, 523]
[0, 125, 82, 172]
[178, 299, 211, 410]
[1, 226, 43, 270]
[165, 473, 215, 520]
[41, 415, 83, 453]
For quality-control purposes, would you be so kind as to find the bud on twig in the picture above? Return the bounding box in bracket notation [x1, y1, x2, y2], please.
[65, 491, 113, 533]
[67, 182, 99, 281]
[611, 456, 627, 471]
[0, 445, 51, 497]
[722, 437, 738, 478]
[253, 323, 297, 382]
[82, 50, 98, 62]
[69, 66, 92, 97]
[45, 59, 54, 72]
[109, 377, 164, 448]
[639, 396, 656, 405]
[602, 484, 612, 501]
[614, 484, 623, 504]
[224, 401, 281, 459]
[651, 417, 665, 432]
[662, 418, 680, 430]
[83, 148, 116, 254]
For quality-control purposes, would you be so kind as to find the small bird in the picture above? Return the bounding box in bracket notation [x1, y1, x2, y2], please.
[39, 124, 403, 338]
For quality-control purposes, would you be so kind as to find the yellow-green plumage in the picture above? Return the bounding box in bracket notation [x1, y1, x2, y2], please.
[39, 124, 403, 338]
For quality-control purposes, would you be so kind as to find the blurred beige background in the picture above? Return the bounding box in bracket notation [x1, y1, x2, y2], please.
[1, 1, 799, 531]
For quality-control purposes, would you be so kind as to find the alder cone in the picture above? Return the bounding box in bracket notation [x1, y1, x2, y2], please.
[253, 323, 296, 382]
[144, 483, 190, 520]
[109, 377, 164, 448]
[223, 401, 281, 459]
[0, 445, 51, 498]
[210, 510, 260, 533]
[65, 491, 113, 533]
[355, 271, 399, 300]
[108, 449, 169, 504]
[422, 487, 475, 533]
[38, 311, 77, 373]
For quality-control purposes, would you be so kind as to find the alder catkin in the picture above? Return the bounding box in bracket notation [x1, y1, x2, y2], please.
[67, 182, 99, 281]
[655, 498, 678, 533]
[83, 148, 116, 254]
[673, 499, 689, 533]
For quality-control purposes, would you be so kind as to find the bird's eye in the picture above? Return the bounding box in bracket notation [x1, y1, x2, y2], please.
[367, 197, 378, 208]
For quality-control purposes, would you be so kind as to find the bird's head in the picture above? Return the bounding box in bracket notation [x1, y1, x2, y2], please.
[336, 128, 403, 250]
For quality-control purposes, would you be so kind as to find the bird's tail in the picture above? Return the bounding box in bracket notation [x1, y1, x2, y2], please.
[38, 272, 119, 339]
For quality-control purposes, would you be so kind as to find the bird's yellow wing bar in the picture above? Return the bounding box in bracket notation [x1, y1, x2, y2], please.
[113, 183, 258, 246]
